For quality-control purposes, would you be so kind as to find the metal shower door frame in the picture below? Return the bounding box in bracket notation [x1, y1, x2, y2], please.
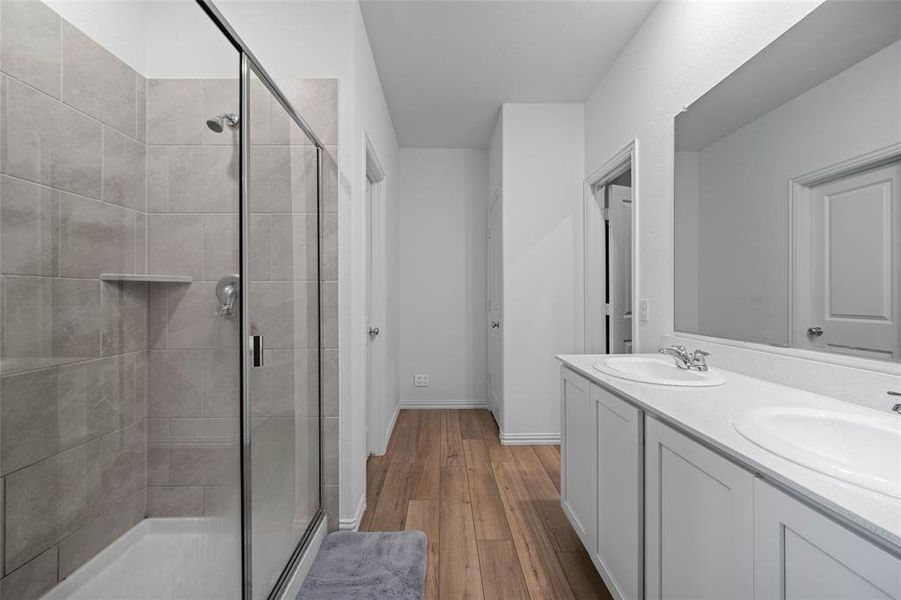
[193, 2, 327, 599]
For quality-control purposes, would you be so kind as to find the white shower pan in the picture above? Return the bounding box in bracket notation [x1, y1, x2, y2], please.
[42, 518, 241, 600]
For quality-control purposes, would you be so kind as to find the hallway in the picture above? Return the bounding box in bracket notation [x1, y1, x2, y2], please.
[360, 409, 612, 599]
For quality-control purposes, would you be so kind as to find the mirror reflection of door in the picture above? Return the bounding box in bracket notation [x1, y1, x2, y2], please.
[606, 183, 633, 354]
[487, 191, 503, 421]
[798, 162, 901, 359]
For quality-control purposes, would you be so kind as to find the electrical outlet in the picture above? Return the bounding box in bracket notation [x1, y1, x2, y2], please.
[639, 299, 650, 323]
[413, 374, 429, 387]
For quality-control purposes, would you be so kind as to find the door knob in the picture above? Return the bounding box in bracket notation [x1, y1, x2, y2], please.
[368, 327, 380, 337]
[491, 321, 500, 329]
[807, 326, 824, 337]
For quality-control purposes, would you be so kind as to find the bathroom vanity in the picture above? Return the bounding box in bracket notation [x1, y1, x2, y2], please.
[557, 354, 901, 600]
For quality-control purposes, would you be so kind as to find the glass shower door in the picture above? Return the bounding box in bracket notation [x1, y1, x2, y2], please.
[244, 65, 321, 599]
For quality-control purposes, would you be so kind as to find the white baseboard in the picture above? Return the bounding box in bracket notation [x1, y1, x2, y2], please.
[277, 513, 327, 600]
[499, 430, 560, 445]
[398, 399, 489, 410]
[339, 493, 366, 531]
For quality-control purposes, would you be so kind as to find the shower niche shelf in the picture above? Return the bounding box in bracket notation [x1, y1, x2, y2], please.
[101, 274, 194, 284]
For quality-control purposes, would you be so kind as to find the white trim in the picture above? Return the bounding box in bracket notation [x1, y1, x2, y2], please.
[583, 140, 639, 353]
[277, 516, 327, 600]
[339, 493, 367, 531]
[370, 401, 400, 456]
[399, 399, 489, 409]
[499, 430, 561, 445]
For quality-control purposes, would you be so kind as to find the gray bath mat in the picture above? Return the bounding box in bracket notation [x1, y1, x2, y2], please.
[297, 531, 427, 600]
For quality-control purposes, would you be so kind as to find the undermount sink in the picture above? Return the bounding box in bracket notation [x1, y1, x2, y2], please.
[592, 356, 726, 387]
[733, 407, 901, 499]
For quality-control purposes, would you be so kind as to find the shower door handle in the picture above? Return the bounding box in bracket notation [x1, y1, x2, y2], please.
[251, 335, 264, 367]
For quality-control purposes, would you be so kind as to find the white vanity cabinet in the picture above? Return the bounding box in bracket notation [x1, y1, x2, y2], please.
[754, 479, 901, 600]
[560, 367, 597, 553]
[644, 417, 754, 600]
[593, 385, 642, 600]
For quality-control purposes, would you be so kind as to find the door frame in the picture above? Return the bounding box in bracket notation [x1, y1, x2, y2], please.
[584, 140, 639, 354]
[363, 132, 387, 457]
[487, 186, 503, 423]
[789, 142, 901, 348]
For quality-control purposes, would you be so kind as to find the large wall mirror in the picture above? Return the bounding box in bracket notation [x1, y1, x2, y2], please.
[674, 1, 901, 362]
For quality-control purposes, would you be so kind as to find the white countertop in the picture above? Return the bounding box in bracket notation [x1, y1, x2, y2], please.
[557, 353, 901, 551]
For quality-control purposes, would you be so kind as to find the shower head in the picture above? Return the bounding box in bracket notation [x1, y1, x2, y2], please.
[206, 113, 239, 132]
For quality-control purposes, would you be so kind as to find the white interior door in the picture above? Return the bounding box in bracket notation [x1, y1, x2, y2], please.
[607, 184, 633, 354]
[800, 163, 901, 359]
[487, 192, 503, 422]
[365, 176, 383, 454]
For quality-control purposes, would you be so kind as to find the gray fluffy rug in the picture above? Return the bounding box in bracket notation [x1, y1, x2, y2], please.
[297, 531, 427, 600]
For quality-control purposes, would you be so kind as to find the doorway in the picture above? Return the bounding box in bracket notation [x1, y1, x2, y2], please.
[365, 135, 387, 455]
[584, 142, 638, 354]
[487, 188, 503, 422]
[793, 160, 901, 359]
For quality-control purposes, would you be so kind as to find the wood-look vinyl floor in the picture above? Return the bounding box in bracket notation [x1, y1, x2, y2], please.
[360, 409, 614, 600]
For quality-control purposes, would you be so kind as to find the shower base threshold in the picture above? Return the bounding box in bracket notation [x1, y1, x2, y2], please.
[42, 517, 241, 600]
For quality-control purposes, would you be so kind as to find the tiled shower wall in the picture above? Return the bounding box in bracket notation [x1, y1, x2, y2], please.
[0, 1, 149, 597]
[0, 0, 340, 597]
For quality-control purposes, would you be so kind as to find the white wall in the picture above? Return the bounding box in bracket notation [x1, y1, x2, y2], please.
[584, 0, 821, 352]
[500, 103, 584, 440]
[397, 149, 489, 407]
[693, 41, 901, 346]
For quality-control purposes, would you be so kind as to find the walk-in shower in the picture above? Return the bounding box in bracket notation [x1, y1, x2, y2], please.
[0, 0, 332, 598]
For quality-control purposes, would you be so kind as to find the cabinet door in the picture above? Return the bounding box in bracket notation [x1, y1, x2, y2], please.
[645, 417, 754, 600]
[560, 367, 597, 552]
[594, 386, 642, 600]
[755, 479, 901, 600]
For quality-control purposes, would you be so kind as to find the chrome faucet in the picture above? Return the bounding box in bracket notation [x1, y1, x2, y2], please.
[659, 345, 692, 369]
[659, 345, 711, 372]
[888, 391, 901, 415]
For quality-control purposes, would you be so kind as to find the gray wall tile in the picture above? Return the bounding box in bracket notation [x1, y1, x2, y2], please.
[147, 486, 203, 517]
[101, 282, 148, 356]
[250, 281, 294, 350]
[201, 79, 239, 146]
[292, 282, 319, 350]
[4, 78, 102, 198]
[4, 440, 101, 572]
[99, 420, 145, 508]
[168, 146, 238, 213]
[61, 22, 136, 137]
[147, 214, 202, 279]
[291, 214, 317, 282]
[57, 488, 144, 579]
[290, 146, 319, 214]
[149, 350, 203, 417]
[321, 349, 338, 417]
[51, 278, 101, 358]
[201, 349, 239, 418]
[146, 146, 169, 213]
[147, 79, 203, 146]
[202, 214, 238, 281]
[279, 79, 338, 146]
[321, 418, 338, 485]
[102, 127, 145, 211]
[0, 0, 61, 98]
[320, 281, 338, 349]
[250, 146, 291, 212]
[320, 213, 338, 281]
[135, 76, 146, 143]
[59, 192, 136, 278]
[169, 440, 239, 486]
[1, 276, 52, 360]
[0, 546, 58, 600]
[0, 176, 59, 276]
[166, 283, 239, 349]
